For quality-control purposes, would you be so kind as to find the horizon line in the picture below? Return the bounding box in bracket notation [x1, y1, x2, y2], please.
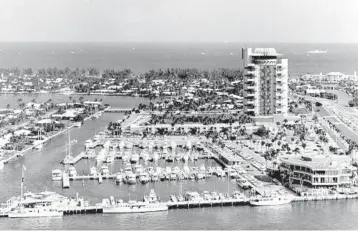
[0, 41, 358, 44]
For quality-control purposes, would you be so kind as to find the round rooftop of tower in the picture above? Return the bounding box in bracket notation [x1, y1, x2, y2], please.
[252, 48, 282, 56]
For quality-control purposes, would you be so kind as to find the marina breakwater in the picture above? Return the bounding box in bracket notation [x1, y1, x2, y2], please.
[2, 194, 358, 218]
[0, 108, 109, 165]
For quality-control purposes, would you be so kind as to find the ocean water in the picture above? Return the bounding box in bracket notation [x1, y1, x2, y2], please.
[0, 42, 358, 75]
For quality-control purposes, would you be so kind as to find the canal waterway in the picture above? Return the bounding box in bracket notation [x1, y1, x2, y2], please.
[1, 95, 358, 229]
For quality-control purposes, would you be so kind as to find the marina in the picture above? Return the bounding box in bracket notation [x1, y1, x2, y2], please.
[1, 0, 358, 227]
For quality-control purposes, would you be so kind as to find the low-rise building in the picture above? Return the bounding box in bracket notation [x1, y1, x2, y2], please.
[279, 154, 355, 188]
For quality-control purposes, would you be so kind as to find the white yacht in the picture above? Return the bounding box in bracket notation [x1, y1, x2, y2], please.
[84, 139, 93, 149]
[102, 200, 168, 214]
[139, 172, 150, 184]
[115, 173, 124, 184]
[237, 177, 251, 189]
[250, 196, 293, 206]
[151, 172, 159, 182]
[143, 189, 160, 203]
[130, 154, 139, 164]
[8, 205, 63, 218]
[100, 166, 110, 176]
[52, 169, 62, 181]
[182, 155, 189, 163]
[141, 152, 149, 162]
[62, 172, 70, 189]
[125, 172, 137, 185]
[73, 122, 82, 128]
[106, 151, 115, 163]
[169, 172, 177, 181]
[68, 166, 77, 178]
[93, 134, 101, 142]
[152, 152, 159, 162]
[134, 164, 144, 174]
[34, 142, 44, 150]
[124, 163, 132, 174]
[306, 49, 327, 54]
[90, 166, 98, 177]
[227, 169, 239, 179]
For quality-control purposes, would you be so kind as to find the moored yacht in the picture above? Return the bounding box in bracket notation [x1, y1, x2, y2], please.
[131, 154, 139, 164]
[90, 166, 98, 177]
[85, 139, 93, 149]
[100, 165, 110, 177]
[237, 177, 251, 189]
[124, 163, 132, 174]
[152, 152, 159, 162]
[116, 173, 124, 184]
[68, 166, 77, 178]
[8, 204, 63, 218]
[125, 172, 137, 185]
[52, 169, 62, 181]
[139, 172, 150, 184]
[249, 195, 293, 206]
[143, 189, 160, 203]
[102, 199, 168, 214]
[151, 172, 159, 182]
[73, 122, 82, 128]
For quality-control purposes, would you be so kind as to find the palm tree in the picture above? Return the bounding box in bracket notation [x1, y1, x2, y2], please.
[79, 96, 84, 104]
[302, 143, 306, 155]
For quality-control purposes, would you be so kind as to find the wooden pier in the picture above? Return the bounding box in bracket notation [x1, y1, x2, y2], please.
[167, 198, 248, 209]
[63, 206, 103, 215]
[69, 175, 116, 181]
[104, 108, 133, 113]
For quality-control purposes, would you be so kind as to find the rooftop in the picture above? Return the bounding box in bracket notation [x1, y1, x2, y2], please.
[280, 154, 353, 170]
[251, 48, 282, 56]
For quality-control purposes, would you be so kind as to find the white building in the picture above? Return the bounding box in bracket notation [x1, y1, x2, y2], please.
[279, 154, 355, 188]
[242, 48, 288, 116]
[302, 71, 357, 83]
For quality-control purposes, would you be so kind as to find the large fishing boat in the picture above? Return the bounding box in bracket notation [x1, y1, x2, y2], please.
[8, 204, 63, 218]
[306, 49, 327, 54]
[249, 195, 293, 206]
[51, 169, 62, 181]
[237, 177, 251, 189]
[130, 154, 139, 164]
[102, 190, 167, 214]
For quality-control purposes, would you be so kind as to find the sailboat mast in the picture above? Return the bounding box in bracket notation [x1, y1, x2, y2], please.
[20, 167, 24, 207]
[68, 131, 71, 157]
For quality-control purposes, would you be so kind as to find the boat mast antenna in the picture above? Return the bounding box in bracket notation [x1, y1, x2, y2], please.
[20, 165, 26, 208]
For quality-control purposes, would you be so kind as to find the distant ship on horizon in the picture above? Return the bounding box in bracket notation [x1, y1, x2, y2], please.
[306, 49, 327, 54]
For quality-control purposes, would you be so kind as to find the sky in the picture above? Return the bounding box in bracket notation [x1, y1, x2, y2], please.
[0, 0, 357, 43]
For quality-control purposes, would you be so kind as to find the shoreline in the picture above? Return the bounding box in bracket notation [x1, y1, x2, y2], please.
[0, 108, 109, 165]
[0, 92, 148, 97]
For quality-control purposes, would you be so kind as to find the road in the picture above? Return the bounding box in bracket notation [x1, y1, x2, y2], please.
[301, 92, 358, 144]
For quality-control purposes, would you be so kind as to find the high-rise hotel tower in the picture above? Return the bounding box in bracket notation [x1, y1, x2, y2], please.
[242, 48, 288, 116]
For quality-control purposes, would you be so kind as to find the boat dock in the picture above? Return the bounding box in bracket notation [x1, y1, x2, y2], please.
[63, 206, 103, 215]
[104, 108, 133, 113]
[69, 175, 116, 180]
[2, 107, 109, 165]
[167, 198, 248, 209]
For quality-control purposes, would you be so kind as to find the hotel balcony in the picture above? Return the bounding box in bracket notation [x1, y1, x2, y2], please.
[245, 100, 255, 105]
[245, 71, 256, 76]
[245, 93, 255, 98]
[244, 64, 255, 70]
[246, 84, 255, 90]
[245, 78, 255, 83]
